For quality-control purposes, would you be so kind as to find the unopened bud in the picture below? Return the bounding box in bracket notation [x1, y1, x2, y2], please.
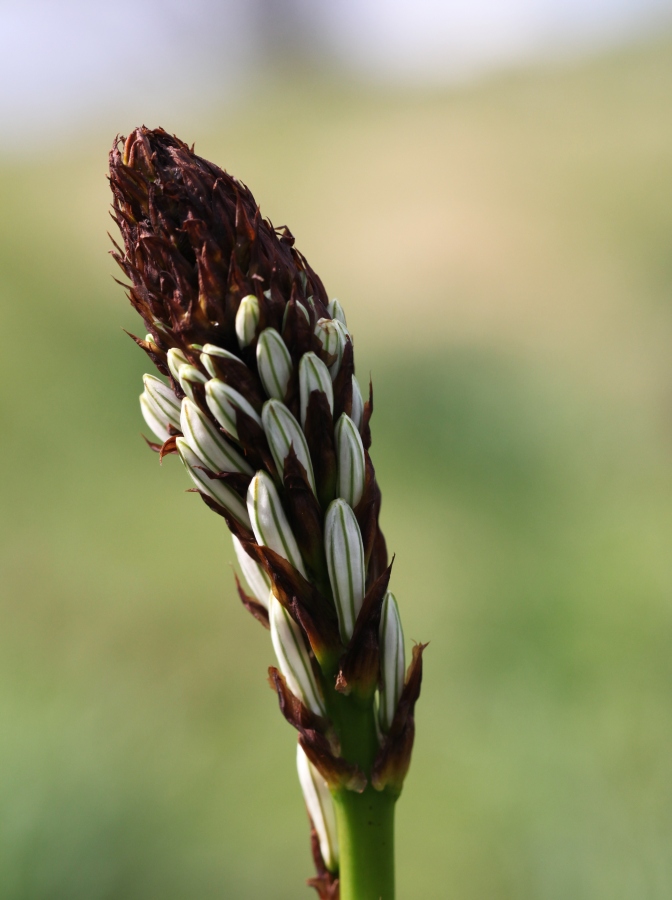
[256, 328, 292, 401]
[140, 390, 170, 442]
[205, 379, 262, 441]
[335, 414, 365, 508]
[166, 347, 189, 382]
[180, 398, 253, 475]
[378, 591, 405, 733]
[247, 471, 306, 578]
[298, 352, 333, 428]
[315, 317, 349, 378]
[232, 534, 271, 608]
[143, 374, 181, 431]
[262, 400, 316, 492]
[200, 343, 242, 379]
[351, 375, 364, 432]
[177, 363, 208, 401]
[296, 745, 339, 872]
[176, 437, 251, 527]
[270, 596, 326, 717]
[324, 499, 366, 642]
[327, 298, 347, 327]
[235, 294, 260, 348]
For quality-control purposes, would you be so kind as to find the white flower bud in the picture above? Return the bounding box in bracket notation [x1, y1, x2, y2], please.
[335, 414, 365, 508]
[378, 591, 405, 733]
[247, 471, 306, 578]
[166, 347, 189, 382]
[270, 596, 326, 717]
[324, 499, 366, 642]
[143, 374, 181, 431]
[176, 363, 208, 401]
[205, 379, 262, 441]
[235, 294, 260, 348]
[298, 352, 333, 428]
[256, 328, 292, 401]
[140, 391, 170, 442]
[350, 375, 364, 432]
[200, 343, 242, 379]
[180, 398, 253, 475]
[296, 745, 339, 872]
[176, 437, 251, 527]
[314, 317, 349, 378]
[232, 534, 271, 608]
[261, 400, 316, 493]
[327, 298, 347, 327]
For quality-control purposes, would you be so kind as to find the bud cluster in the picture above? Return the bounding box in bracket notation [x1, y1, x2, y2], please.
[110, 127, 425, 893]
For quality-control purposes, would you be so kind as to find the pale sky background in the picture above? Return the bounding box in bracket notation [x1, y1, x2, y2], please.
[1, 0, 671, 150]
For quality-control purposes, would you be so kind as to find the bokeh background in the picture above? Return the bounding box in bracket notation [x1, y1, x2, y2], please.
[2, 1, 672, 897]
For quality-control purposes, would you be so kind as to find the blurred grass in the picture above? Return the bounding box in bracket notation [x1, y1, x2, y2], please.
[1, 32, 672, 899]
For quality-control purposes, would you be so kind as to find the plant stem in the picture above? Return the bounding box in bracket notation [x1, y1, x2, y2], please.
[333, 786, 395, 900]
[327, 691, 396, 899]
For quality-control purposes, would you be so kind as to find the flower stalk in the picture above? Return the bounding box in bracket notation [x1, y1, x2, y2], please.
[110, 126, 426, 900]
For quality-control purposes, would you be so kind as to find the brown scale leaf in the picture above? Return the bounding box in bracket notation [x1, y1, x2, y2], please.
[304, 391, 337, 510]
[371, 642, 428, 796]
[335, 560, 393, 699]
[234, 573, 270, 629]
[308, 824, 340, 899]
[332, 339, 354, 421]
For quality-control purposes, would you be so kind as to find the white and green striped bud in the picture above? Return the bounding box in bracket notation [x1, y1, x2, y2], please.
[335, 413, 365, 508]
[176, 437, 251, 527]
[232, 534, 271, 609]
[235, 294, 260, 348]
[324, 499, 366, 643]
[314, 317, 349, 378]
[166, 347, 189, 382]
[261, 400, 316, 493]
[176, 363, 208, 401]
[180, 397, 253, 475]
[200, 343, 242, 379]
[298, 352, 333, 428]
[256, 328, 292, 401]
[247, 471, 306, 578]
[351, 375, 364, 432]
[143, 374, 181, 431]
[296, 745, 339, 872]
[205, 379, 262, 441]
[140, 390, 170, 442]
[270, 596, 326, 717]
[378, 591, 405, 733]
[327, 298, 347, 327]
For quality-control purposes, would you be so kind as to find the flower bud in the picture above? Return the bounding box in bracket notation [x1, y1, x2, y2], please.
[235, 294, 260, 348]
[205, 379, 262, 441]
[324, 499, 366, 642]
[200, 343, 242, 379]
[232, 534, 271, 608]
[247, 471, 306, 578]
[378, 591, 405, 733]
[296, 744, 339, 872]
[140, 390, 170, 442]
[166, 347, 189, 382]
[314, 317, 349, 377]
[180, 397, 253, 475]
[256, 328, 292, 401]
[143, 374, 181, 431]
[176, 363, 207, 401]
[351, 375, 364, 432]
[335, 414, 365, 508]
[327, 298, 347, 327]
[261, 400, 316, 493]
[176, 437, 251, 527]
[270, 596, 326, 717]
[298, 352, 333, 428]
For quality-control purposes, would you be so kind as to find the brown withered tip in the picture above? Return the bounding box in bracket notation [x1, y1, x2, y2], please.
[109, 125, 330, 372]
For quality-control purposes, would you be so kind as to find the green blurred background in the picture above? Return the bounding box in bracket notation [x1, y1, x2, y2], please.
[2, 19, 672, 900]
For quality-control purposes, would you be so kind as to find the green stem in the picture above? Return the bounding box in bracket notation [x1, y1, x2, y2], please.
[334, 786, 395, 900]
[326, 691, 396, 900]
